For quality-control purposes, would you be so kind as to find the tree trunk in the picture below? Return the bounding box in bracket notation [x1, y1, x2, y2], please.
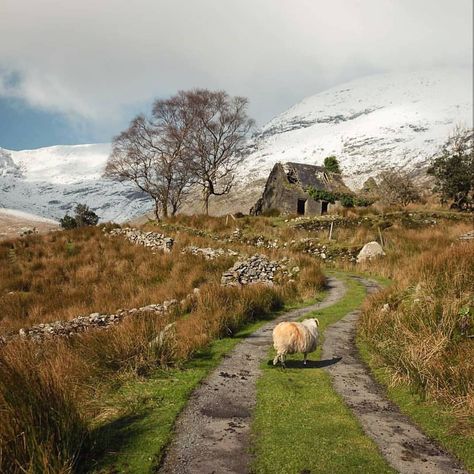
[154, 200, 161, 221]
[202, 188, 210, 215]
[162, 201, 169, 219]
[162, 187, 170, 219]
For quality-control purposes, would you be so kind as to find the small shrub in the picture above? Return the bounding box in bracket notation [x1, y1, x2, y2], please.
[323, 156, 341, 174]
[354, 196, 373, 207]
[60, 204, 99, 229]
[339, 194, 354, 208]
[74, 204, 99, 227]
[427, 126, 473, 211]
[59, 214, 77, 230]
[307, 187, 337, 203]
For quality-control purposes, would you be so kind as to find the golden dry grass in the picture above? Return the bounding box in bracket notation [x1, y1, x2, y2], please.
[1, 209, 471, 472]
[0, 221, 325, 473]
[359, 235, 474, 421]
[0, 226, 234, 333]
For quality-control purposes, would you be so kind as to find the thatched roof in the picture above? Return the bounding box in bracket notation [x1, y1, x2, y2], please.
[282, 162, 352, 194]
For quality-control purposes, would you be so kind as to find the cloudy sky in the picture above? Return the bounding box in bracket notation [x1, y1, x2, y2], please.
[0, 0, 472, 149]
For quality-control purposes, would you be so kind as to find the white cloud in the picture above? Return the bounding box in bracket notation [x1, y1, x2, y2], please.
[0, 0, 472, 129]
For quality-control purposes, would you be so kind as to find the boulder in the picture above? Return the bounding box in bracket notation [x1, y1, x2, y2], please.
[357, 241, 385, 263]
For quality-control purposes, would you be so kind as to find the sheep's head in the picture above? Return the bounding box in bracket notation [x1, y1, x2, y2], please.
[304, 317, 320, 328]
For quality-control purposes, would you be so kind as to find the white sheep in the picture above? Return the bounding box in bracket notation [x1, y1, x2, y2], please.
[272, 318, 320, 367]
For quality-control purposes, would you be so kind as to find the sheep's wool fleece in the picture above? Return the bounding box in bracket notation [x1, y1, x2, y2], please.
[273, 320, 319, 355]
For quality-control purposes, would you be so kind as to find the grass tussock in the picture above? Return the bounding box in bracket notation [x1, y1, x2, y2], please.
[0, 342, 88, 474]
[359, 241, 474, 419]
[0, 223, 324, 473]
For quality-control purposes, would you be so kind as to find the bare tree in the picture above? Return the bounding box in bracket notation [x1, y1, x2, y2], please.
[105, 89, 254, 218]
[185, 89, 254, 214]
[378, 169, 421, 207]
[104, 96, 193, 220]
[152, 94, 195, 216]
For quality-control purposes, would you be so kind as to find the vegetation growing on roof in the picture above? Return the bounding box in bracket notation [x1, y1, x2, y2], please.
[307, 187, 373, 208]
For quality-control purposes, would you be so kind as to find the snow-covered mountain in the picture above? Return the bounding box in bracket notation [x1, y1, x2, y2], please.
[237, 67, 473, 190]
[0, 144, 151, 222]
[1, 68, 472, 220]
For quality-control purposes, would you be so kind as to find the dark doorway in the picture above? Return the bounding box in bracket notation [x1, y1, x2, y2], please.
[297, 199, 306, 215]
[321, 201, 329, 215]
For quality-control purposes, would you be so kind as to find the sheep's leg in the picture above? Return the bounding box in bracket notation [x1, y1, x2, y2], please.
[273, 353, 280, 366]
[303, 352, 308, 365]
[280, 354, 286, 368]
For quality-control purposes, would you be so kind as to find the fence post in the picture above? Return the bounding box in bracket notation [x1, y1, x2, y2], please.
[378, 226, 384, 247]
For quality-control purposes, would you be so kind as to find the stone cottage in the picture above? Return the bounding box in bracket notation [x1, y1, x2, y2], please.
[250, 162, 351, 216]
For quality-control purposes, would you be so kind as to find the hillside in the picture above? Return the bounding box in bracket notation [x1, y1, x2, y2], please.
[1, 212, 472, 473]
[1, 68, 472, 220]
[0, 145, 151, 222]
[0, 208, 58, 240]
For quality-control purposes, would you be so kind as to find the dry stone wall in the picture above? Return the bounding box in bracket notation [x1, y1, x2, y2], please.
[0, 299, 179, 344]
[107, 227, 174, 253]
[183, 246, 240, 260]
[221, 254, 298, 286]
[292, 238, 360, 262]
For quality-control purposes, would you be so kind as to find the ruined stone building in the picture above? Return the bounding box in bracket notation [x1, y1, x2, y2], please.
[250, 162, 351, 216]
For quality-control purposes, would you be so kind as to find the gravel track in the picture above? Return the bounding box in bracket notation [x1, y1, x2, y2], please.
[158, 277, 346, 474]
[322, 277, 468, 474]
[159, 275, 467, 474]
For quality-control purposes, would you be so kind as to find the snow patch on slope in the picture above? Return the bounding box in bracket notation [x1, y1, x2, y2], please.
[237, 68, 473, 189]
[0, 144, 152, 222]
[0, 68, 472, 220]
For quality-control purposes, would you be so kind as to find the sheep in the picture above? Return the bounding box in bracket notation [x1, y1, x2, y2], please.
[272, 318, 320, 367]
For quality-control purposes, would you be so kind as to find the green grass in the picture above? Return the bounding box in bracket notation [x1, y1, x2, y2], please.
[358, 340, 474, 473]
[86, 320, 264, 473]
[85, 294, 326, 473]
[351, 271, 392, 288]
[251, 275, 395, 474]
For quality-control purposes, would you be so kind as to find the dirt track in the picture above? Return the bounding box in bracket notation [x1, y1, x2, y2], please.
[159, 276, 468, 474]
[322, 277, 468, 474]
[0, 210, 58, 241]
[159, 277, 346, 474]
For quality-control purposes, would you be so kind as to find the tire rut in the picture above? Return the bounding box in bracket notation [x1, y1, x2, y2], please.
[322, 277, 468, 474]
[158, 276, 346, 474]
